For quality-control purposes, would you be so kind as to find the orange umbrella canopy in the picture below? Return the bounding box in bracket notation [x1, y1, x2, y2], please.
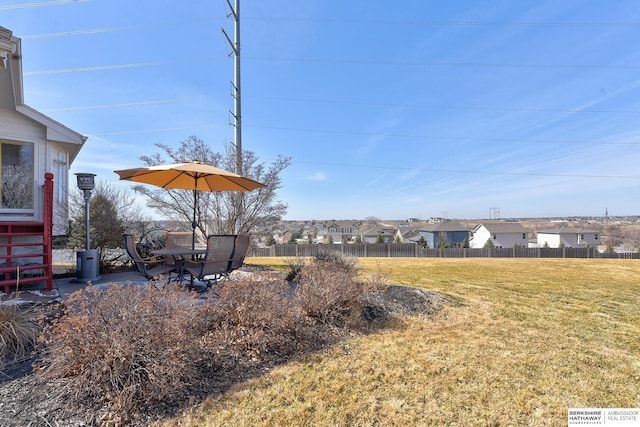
[114, 161, 265, 192]
[115, 161, 265, 249]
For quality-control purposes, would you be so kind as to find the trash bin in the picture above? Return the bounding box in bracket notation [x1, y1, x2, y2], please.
[76, 248, 101, 282]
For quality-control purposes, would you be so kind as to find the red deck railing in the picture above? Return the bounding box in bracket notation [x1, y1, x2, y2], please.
[0, 173, 54, 293]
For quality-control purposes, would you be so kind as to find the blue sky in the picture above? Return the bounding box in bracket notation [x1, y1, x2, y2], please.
[4, 0, 640, 220]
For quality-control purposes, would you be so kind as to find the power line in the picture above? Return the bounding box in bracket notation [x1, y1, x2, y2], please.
[247, 124, 640, 146]
[20, 26, 134, 39]
[40, 99, 174, 112]
[72, 119, 640, 147]
[245, 56, 640, 71]
[290, 159, 640, 180]
[0, 0, 89, 10]
[24, 61, 170, 75]
[251, 95, 640, 115]
[32, 92, 640, 116]
[22, 56, 640, 77]
[243, 16, 640, 28]
[86, 126, 194, 137]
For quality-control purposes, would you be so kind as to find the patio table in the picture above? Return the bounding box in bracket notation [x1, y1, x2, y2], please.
[151, 248, 206, 284]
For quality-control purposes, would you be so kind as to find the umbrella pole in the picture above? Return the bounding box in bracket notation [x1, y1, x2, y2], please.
[192, 188, 197, 251]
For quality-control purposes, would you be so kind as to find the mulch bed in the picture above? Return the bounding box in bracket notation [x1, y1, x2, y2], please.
[0, 271, 448, 427]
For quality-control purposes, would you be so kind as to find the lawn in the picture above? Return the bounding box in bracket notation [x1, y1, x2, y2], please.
[166, 258, 640, 426]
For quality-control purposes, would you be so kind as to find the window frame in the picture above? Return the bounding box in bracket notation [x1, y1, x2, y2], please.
[0, 139, 36, 218]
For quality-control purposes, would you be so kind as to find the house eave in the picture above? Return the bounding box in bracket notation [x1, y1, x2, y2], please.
[15, 104, 87, 163]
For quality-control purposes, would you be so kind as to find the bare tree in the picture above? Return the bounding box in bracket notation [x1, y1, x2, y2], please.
[1, 164, 32, 208]
[134, 136, 291, 238]
[623, 227, 640, 251]
[68, 181, 154, 268]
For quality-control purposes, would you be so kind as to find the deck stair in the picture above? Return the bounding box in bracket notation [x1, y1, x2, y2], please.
[0, 173, 54, 294]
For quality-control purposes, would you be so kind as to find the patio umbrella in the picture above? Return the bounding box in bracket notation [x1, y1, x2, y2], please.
[114, 161, 265, 249]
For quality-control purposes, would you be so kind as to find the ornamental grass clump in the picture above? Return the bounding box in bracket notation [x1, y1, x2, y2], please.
[0, 304, 41, 371]
[40, 282, 204, 424]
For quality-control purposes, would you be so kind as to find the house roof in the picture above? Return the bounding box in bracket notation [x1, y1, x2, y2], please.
[0, 27, 86, 162]
[539, 226, 598, 235]
[399, 229, 420, 239]
[475, 222, 528, 233]
[361, 227, 396, 237]
[419, 221, 470, 233]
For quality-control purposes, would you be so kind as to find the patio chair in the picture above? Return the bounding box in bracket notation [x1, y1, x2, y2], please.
[123, 234, 175, 280]
[165, 231, 193, 249]
[229, 233, 251, 271]
[184, 234, 236, 287]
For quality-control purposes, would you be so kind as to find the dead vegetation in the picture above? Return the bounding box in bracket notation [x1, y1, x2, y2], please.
[0, 253, 441, 426]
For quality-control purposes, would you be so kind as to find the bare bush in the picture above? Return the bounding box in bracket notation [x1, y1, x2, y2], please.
[40, 283, 204, 424]
[295, 262, 365, 328]
[198, 276, 311, 364]
[361, 260, 392, 292]
[313, 250, 361, 277]
[283, 256, 306, 282]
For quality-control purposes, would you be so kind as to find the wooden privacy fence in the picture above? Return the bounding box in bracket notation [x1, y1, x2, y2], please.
[247, 244, 640, 259]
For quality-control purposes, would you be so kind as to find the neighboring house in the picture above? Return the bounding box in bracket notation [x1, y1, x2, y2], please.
[395, 227, 421, 243]
[318, 221, 358, 244]
[0, 27, 87, 292]
[360, 227, 396, 244]
[536, 226, 600, 248]
[469, 222, 529, 248]
[417, 221, 470, 248]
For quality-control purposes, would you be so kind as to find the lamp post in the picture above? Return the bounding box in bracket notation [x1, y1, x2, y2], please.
[76, 173, 95, 250]
[74, 173, 100, 282]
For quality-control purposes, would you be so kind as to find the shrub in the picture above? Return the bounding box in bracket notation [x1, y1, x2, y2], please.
[295, 262, 365, 328]
[198, 275, 311, 363]
[40, 282, 203, 423]
[0, 304, 41, 370]
[283, 256, 306, 282]
[361, 262, 392, 292]
[312, 250, 360, 278]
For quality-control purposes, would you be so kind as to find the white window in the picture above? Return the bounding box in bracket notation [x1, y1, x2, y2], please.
[1, 141, 34, 210]
[57, 152, 67, 204]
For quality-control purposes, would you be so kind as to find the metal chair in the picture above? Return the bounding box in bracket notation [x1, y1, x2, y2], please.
[123, 234, 175, 280]
[229, 233, 251, 271]
[165, 231, 193, 249]
[184, 234, 236, 287]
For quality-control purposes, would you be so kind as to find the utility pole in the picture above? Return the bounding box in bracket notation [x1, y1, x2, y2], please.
[222, 0, 243, 234]
[605, 207, 609, 245]
[222, 0, 241, 175]
[489, 207, 500, 220]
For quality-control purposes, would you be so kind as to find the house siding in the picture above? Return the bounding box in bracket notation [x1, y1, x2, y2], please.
[537, 230, 599, 248]
[0, 27, 85, 234]
[470, 224, 528, 248]
[0, 108, 46, 141]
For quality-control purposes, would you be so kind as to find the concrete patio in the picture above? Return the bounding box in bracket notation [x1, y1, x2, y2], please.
[0, 269, 210, 306]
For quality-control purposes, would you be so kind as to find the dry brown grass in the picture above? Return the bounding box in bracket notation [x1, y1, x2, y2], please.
[0, 305, 41, 371]
[166, 257, 640, 426]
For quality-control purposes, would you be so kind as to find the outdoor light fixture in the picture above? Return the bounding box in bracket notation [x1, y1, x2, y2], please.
[76, 173, 95, 192]
[75, 173, 96, 250]
[74, 173, 100, 282]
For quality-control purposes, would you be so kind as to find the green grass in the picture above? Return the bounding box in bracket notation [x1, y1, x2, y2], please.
[165, 258, 640, 426]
